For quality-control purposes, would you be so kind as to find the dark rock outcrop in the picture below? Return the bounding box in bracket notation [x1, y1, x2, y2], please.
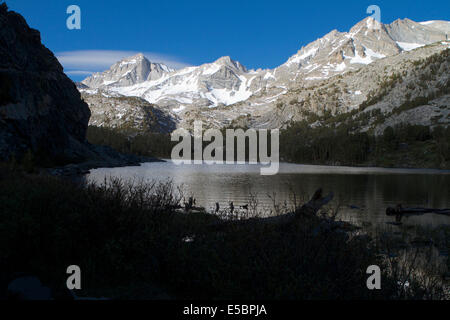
[0, 4, 91, 163]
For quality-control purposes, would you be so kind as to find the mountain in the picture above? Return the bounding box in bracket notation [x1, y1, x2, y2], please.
[83, 55, 259, 109]
[240, 42, 449, 131]
[83, 53, 174, 88]
[80, 17, 449, 132]
[267, 18, 450, 84]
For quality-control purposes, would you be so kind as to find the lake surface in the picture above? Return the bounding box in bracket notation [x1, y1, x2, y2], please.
[85, 161, 450, 228]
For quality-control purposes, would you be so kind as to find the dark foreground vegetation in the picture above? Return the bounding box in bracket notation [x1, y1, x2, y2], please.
[0, 164, 447, 300]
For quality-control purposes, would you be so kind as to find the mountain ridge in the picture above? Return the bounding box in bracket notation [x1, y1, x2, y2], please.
[79, 17, 450, 132]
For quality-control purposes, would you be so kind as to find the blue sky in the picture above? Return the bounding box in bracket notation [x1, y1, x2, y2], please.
[5, 0, 449, 81]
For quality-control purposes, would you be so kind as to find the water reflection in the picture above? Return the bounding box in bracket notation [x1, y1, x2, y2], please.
[85, 161, 450, 227]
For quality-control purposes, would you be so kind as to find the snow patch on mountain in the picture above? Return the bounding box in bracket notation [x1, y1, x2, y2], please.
[396, 42, 425, 51]
[286, 47, 318, 66]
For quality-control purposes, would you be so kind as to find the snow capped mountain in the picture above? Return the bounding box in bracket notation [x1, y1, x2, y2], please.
[80, 17, 449, 131]
[93, 55, 266, 110]
[271, 17, 448, 83]
[235, 41, 450, 130]
[82, 53, 174, 88]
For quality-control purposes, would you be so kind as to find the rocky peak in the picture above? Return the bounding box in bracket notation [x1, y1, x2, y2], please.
[112, 53, 147, 69]
[82, 53, 173, 88]
[130, 52, 146, 60]
[213, 56, 248, 73]
[349, 17, 383, 35]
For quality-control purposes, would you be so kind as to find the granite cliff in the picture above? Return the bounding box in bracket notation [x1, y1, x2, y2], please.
[0, 4, 91, 163]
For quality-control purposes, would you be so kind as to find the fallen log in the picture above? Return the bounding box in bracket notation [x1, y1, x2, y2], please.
[386, 205, 450, 223]
[295, 188, 334, 217]
[207, 188, 334, 231]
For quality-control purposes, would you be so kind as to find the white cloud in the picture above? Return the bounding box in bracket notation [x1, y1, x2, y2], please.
[56, 50, 192, 76]
[65, 70, 96, 76]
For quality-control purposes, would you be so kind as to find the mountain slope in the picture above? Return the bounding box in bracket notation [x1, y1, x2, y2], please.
[80, 89, 177, 134]
[242, 43, 450, 131]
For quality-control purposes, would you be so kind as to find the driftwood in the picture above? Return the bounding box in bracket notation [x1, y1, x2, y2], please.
[251, 188, 334, 225]
[386, 205, 450, 223]
[295, 189, 334, 217]
[207, 188, 334, 231]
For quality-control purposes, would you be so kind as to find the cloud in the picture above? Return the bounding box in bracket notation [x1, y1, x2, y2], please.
[64, 70, 96, 76]
[56, 50, 192, 76]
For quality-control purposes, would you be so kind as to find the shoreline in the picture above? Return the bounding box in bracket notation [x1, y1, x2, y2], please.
[88, 159, 450, 175]
[46, 157, 165, 177]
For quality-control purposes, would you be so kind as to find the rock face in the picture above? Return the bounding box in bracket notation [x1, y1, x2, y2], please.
[80, 89, 177, 134]
[0, 4, 91, 163]
[386, 18, 449, 44]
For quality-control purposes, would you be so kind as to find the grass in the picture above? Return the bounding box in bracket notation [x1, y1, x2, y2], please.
[0, 164, 447, 300]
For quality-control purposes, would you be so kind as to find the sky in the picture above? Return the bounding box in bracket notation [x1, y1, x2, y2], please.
[5, 0, 450, 81]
